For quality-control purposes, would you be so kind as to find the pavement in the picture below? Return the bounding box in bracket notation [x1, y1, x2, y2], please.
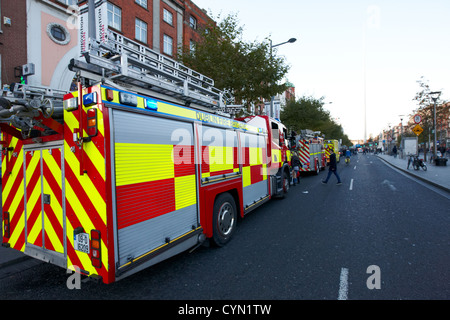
[1, 152, 449, 271]
[376, 153, 450, 193]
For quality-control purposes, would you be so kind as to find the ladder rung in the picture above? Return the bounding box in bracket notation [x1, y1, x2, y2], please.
[82, 30, 226, 110]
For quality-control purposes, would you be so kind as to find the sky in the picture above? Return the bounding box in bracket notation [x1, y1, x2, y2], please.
[191, 0, 450, 141]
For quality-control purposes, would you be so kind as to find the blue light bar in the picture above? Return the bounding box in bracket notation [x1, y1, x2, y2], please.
[83, 92, 98, 107]
[145, 98, 158, 111]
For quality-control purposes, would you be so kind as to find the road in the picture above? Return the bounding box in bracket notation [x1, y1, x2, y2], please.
[1, 153, 449, 301]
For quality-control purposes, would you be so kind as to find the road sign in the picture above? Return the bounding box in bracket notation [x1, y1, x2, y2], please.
[412, 124, 423, 136]
[414, 114, 422, 124]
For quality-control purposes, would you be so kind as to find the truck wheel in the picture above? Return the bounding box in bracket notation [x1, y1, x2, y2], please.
[282, 170, 290, 195]
[212, 193, 237, 247]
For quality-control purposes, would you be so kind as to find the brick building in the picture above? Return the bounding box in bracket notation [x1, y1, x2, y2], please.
[0, 0, 212, 91]
[0, 0, 28, 87]
[102, 0, 211, 58]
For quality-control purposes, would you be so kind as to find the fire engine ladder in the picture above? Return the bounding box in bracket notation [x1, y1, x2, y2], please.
[70, 30, 234, 113]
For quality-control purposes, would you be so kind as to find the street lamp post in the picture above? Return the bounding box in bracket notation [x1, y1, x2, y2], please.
[430, 91, 441, 160]
[269, 38, 297, 118]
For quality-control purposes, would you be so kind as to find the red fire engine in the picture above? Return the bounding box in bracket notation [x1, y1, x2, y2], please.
[292, 129, 326, 175]
[1, 29, 291, 283]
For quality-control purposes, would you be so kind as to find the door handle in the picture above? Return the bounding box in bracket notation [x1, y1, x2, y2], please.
[43, 194, 51, 205]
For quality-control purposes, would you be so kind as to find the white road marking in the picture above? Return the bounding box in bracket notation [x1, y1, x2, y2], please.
[338, 268, 349, 300]
[349, 179, 354, 190]
[353, 166, 357, 170]
[382, 179, 397, 191]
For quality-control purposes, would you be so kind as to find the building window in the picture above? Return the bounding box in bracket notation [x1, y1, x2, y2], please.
[189, 16, 197, 30]
[57, 0, 77, 5]
[107, 2, 122, 31]
[190, 40, 196, 53]
[135, 0, 147, 9]
[163, 34, 173, 56]
[46, 23, 71, 45]
[163, 9, 173, 25]
[135, 18, 147, 43]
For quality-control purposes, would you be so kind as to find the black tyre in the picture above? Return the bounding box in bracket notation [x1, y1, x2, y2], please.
[212, 193, 237, 247]
[282, 169, 290, 195]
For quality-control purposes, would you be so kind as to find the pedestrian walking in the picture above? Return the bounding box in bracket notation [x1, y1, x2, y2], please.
[392, 145, 397, 158]
[291, 153, 301, 186]
[322, 146, 342, 185]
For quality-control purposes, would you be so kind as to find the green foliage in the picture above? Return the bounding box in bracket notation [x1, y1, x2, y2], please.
[281, 96, 352, 146]
[178, 13, 290, 107]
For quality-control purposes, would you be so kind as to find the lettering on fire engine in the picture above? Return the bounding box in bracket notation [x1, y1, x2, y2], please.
[196, 111, 248, 131]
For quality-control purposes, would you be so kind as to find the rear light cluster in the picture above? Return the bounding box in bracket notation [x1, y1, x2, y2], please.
[2, 211, 10, 239]
[86, 108, 98, 137]
[90, 230, 102, 268]
[63, 92, 99, 138]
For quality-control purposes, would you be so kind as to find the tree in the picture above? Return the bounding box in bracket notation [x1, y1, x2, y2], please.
[281, 96, 352, 146]
[178, 13, 290, 108]
[412, 77, 449, 149]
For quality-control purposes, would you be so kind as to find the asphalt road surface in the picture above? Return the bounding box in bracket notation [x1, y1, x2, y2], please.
[1, 153, 449, 302]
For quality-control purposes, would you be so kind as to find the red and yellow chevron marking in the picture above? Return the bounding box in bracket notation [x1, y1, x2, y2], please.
[63, 86, 109, 281]
[24, 148, 64, 253]
[298, 140, 311, 171]
[324, 144, 332, 162]
[2, 135, 25, 250]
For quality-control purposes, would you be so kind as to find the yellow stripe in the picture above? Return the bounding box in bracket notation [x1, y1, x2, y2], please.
[27, 212, 42, 245]
[83, 137, 106, 180]
[157, 101, 197, 120]
[41, 151, 64, 253]
[242, 166, 251, 187]
[208, 146, 234, 173]
[115, 143, 175, 186]
[249, 147, 263, 166]
[262, 164, 267, 181]
[64, 142, 107, 224]
[2, 145, 23, 200]
[43, 214, 64, 253]
[175, 174, 196, 210]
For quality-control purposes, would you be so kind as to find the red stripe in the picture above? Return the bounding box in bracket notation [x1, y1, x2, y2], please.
[243, 147, 250, 167]
[116, 178, 175, 229]
[174, 145, 195, 177]
[250, 164, 263, 184]
[80, 148, 106, 202]
[42, 153, 64, 250]
[26, 195, 42, 239]
[201, 146, 210, 174]
[64, 160, 106, 235]
[64, 110, 105, 158]
[12, 228, 25, 251]
[1, 138, 23, 187]
[44, 232, 55, 251]
[42, 158, 62, 207]
[2, 163, 24, 212]
[66, 237, 84, 271]
[43, 204, 64, 251]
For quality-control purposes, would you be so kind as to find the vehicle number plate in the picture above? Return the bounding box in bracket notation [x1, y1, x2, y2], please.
[74, 233, 90, 254]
